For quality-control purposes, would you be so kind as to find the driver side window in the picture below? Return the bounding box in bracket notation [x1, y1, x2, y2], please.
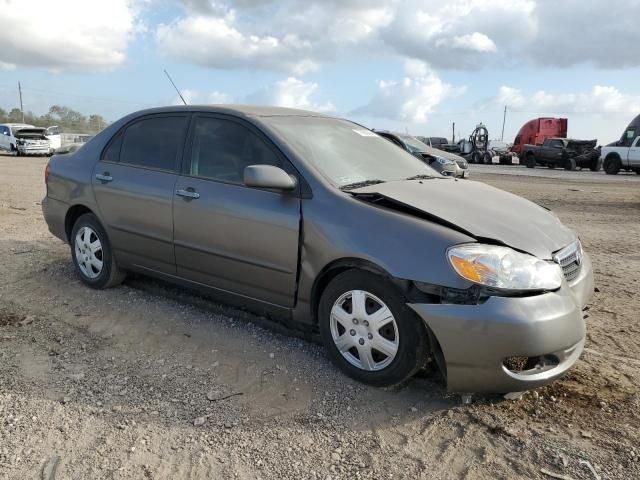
[188, 117, 283, 184]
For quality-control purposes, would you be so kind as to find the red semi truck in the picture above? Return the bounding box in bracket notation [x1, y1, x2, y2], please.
[510, 118, 568, 156]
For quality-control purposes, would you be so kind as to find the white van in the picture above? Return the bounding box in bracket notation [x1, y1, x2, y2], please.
[0, 123, 35, 154]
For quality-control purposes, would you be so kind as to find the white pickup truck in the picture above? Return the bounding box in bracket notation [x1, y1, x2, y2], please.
[601, 114, 640, 175]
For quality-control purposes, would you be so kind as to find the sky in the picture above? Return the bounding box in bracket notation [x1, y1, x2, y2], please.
[1, 0, 640, 143]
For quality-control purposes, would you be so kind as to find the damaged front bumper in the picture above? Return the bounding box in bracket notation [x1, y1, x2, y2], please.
[409, 254, 594, 393]
[17, 141, 50, 155]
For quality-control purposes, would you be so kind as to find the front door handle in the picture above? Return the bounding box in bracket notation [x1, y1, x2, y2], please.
[95, 173, 113, 182]
[176, 189, 200, 199]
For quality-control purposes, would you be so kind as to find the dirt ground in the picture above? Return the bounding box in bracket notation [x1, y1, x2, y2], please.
[1, 155, 638, 480]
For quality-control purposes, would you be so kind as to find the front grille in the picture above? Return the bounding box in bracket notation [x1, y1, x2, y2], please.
[553, 241, 583, 282]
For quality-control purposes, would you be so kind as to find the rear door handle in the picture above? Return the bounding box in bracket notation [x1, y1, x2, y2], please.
[176, 189, 200, 199]
[95, 173, 113, 182]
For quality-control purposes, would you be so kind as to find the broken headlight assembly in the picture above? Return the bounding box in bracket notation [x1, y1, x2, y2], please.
[447, 244, 562, 292]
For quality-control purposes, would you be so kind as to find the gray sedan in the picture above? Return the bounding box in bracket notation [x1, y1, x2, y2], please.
[42, 105, 593, 393]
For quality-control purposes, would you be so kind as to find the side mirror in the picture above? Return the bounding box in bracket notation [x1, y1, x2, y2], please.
[244, 165, 297, 191]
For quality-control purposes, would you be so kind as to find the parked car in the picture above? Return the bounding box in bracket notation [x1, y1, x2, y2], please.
[417, 136, 461, 153]
[0, 123, 35, 154]
[600, 113, 640, 175]
[54, 134, 94, 155]
[522, 138, 600, 170]
[45, 126, 62, 153]
[15, 128, 52, 156]
[376, 131, 469, 178]
[511, 118, 568, 157]
[42, 106, 593, 393]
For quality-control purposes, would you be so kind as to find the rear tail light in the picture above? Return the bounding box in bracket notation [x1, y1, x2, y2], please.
[45, 162, 51, 186]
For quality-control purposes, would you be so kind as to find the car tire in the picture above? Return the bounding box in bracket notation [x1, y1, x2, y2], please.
[483, 152, 492, 164]
[318, 269, 429, 387]
[525, 153, 536, 168]
[547, 163, 556, 169]
[70, 213, 125, 289]
[589, 158, 602, 172]
[564, 158, 576, 171]
[603, 156, 621, 175]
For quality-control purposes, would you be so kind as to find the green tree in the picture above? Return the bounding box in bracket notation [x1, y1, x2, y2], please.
[8, 108, 23, 123]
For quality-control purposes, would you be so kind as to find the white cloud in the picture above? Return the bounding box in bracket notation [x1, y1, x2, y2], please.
[0, 0, 138, 71]
[246, 77, 335, 112]
[448, 33, 497, 53]
[350, 60, 465, 123]
[381, 0, 534, 69]
[156, 1, 392, 73]
[169, 78, 333, 112]
[157, 1, 640, 73]
[490, 85, 640, 115]
[495, 86, 526, 109]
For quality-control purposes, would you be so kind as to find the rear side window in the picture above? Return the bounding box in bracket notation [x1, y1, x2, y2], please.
[188, 116, 282, 184]
[119, 116, 188, 171]
[103, 132, 123, 163]
[622, 128, 636, 146]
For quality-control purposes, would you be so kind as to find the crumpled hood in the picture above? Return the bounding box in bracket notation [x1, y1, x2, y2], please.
[353, 179, 576, 259]
[15, 128, 47, 140]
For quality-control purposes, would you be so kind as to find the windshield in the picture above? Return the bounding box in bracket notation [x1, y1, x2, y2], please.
[263, 117, 438, 187]
[399, 135, 429, 154]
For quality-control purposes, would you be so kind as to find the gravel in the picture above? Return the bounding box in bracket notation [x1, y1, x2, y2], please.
[0, 155, 638, 479]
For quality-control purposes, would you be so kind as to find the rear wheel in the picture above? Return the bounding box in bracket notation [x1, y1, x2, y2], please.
[70, 213, 125, 289]
[603, 156, 621, 175]
[589, 158, 602, 171]
[483, 152, 492, 164]
[547, 163, 556, 169]
[318, 270, 429, 387]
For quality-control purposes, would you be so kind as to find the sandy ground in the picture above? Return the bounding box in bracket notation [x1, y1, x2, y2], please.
[1, 154, 639, 480]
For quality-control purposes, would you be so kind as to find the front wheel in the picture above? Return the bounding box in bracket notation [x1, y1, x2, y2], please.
[70, 213, 125, 289]
[318, 270, 429, 387]
[603, 156, 621, 175]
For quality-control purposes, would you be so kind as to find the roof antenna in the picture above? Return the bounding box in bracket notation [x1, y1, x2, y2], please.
[164, 69, 187, 105]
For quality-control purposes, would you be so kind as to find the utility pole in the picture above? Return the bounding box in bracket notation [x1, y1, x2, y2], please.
[18, 82, 24, 123]
[501, 105, 507, 142]
[452, 122, 455, 143]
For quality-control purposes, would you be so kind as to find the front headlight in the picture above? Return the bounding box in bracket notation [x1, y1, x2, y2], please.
[435, 157, 454, 165]
[447, 244, 562, 291]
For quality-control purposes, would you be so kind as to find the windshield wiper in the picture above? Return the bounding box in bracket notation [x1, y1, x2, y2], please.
[405, 174, 437, 180]
[340, 179, 386, 191]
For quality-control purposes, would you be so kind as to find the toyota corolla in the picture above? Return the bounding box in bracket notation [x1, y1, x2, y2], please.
[42, 106, 594, 393]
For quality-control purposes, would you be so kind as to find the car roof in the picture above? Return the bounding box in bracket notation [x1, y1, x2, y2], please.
[127, 104, 330, 118]
[1, 123, 34, 128]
